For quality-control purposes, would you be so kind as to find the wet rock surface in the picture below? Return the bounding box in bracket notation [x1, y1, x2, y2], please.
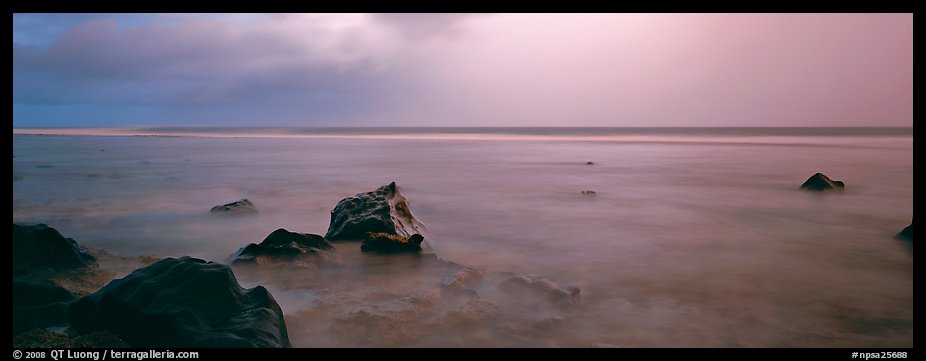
[13, 223, 97, 276]
[229, 228, 333, 265]
[360, 232, 424, 253]
[800, 173, 845, 191]
[325, 182, 426, 241]
[896, 223, 912, 241]
[69, 256, 291, 348]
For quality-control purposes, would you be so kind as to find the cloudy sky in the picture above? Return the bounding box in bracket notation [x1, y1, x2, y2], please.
[13, 13, 912, 127]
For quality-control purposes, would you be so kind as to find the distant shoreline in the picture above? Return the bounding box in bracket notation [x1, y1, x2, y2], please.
[12, 127, 912, 149]
[12, 126, 914, 137]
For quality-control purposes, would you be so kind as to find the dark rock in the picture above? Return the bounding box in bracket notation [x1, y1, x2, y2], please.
[13, 224, 96, 276]
[360, 232, 424, 253]
[229, 228, 333, 265]
[13, 281, 77, 335]
[325, 182, 426, 241]
[800, 172, 845, 191]
[69, 256, 291, 348]
[210, 198, 258, 215]
[896, 222, 912, 241]
[499, 274, 581, 308]
[586, 161, 594, 165]
[581, 190, 597, 195]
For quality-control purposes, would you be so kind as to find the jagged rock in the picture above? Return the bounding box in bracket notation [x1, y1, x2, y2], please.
[229, 228, 333, 265]
[69, 256, 291, 348]
[325, 182, 426, 241]
[13, 223, 96, 276]
[13, 281, 77, 334]
[896, 222, 912, 241]
[210, 198, 258, 215]
[800, 173, 845, 191]
[499, 274, 581, 308]
[361, 232, 424, 253]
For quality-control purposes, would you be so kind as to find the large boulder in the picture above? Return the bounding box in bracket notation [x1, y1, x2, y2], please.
[361, 232, 424, 253]
[69, 257, 291, 348]
[325, 182, 426, 241]
[13, 223, 96, 275]
[800, 173, 845, 191]
[211, 199, 258, 215]
[229, 228, 333, 265]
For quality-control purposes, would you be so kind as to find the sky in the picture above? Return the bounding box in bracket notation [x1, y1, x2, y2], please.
[12, 13, 913, 127]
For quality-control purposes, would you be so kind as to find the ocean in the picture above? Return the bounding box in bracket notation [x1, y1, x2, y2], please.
[12, 127, 913, 347]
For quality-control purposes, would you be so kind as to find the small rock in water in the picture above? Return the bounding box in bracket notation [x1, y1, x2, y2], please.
[210, 198, 258, 215]
[229, 228, 333, 265]
[800, 172, 844, 191]
[586, 161, 594, 165]
[896, 222, 912, 241]
[581, 190, 597, 196]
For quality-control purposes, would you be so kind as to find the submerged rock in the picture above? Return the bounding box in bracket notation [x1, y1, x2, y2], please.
[499, 274, 581, 308]
[325, 182, 426, 241]
[896, 222, 912, 241]
[800, 173, 845, 191]
[13, 280, 77, 334]
[13, 223, 96, 276]
[361, 232, 424, 253]
[69, 256, 291, 348]
[210, 198, 258, 215]
[229, 228, 333, 265]
[438, 268, 485, 297]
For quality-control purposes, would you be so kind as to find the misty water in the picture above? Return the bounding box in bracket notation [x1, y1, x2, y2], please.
[12, 128, 913, 347]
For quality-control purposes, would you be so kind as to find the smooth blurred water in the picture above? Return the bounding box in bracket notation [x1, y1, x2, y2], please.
[12, 129, 913, 347]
